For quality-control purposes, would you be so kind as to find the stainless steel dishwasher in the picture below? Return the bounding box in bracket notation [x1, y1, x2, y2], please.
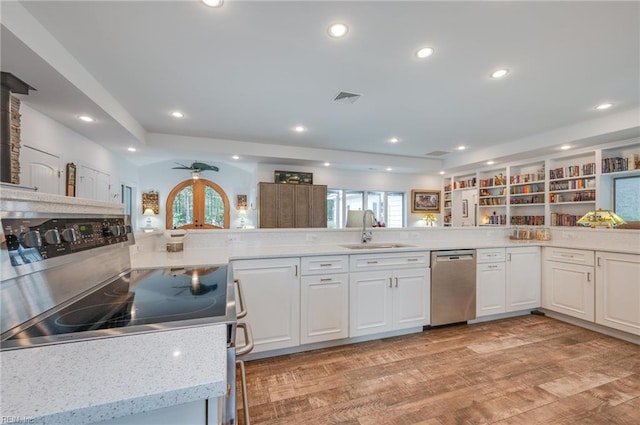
[430, 250, 477, 326]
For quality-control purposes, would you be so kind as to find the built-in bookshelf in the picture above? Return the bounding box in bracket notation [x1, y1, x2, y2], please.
[478, 168, 507, 226]
[442, 189, 452, 227]
[440, 140, 639, 228]
[548, 153, 597, 226]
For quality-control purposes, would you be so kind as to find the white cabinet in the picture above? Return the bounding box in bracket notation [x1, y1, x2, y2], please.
[595, 251, 640, 335]
[231, 257, 300, 353]
[542, 247, 595, 321]
[300, 256, 349, 344]
[349, 252, 430, 337]
[96, 399, 210, 424]
[506, 246, 541, 312]
[476, 248, 506, 317]
[19, 145, 62, 194]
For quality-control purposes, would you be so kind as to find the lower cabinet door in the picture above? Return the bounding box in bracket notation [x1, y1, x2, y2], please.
[349, 271, 393, 337]
[543, 260, 594, 321]
[476, 262, 506, 317]
[392, 268, 429, 329]
[595, 251, 640, 335]
[232, 258, 300, 352]
[301, 273, 349, 344]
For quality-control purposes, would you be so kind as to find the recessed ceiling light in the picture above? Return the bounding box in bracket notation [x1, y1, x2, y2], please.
[389, 137, 400, 143]
[595, 102, 613, 110]
[232, 155, 240, 160]
[328, 23, 349, 39]
[127, 147, 136, 152]
[78, 115, 94, 122]
[560, 145, 571, 150]
[490, 68, 509, 79]
[171, 111, 184, 118]
[386, 167, 393, 172]
[324, 162, 331, 167]
[486, 161, 495, 165]
[294, 125, 306, 133]
[415, 47, 435, 59]
[201, 0, 223, 7]
[439, 171, 445, 175]
[456, 145, 466, 151]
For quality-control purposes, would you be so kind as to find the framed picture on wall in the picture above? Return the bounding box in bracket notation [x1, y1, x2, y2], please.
[411, 190, 441, 213]
[462, 199, 469, 217]
[66, 163, 76, 197]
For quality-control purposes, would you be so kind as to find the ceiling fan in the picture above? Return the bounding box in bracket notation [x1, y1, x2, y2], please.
[172, 162, 219, 179]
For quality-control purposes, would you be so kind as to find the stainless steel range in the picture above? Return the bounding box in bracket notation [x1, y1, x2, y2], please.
[0, 211, 249, 424]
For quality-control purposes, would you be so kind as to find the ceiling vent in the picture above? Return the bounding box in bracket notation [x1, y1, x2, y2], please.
[425, 150, 450, 157]
[333, 91, 361, 104]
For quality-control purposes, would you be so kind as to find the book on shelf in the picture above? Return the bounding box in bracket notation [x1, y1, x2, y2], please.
[549, 163, 596, 179]
[550, 213, 583, 226]
[602, 156, 638, 173]
[510, 215, 544, 226]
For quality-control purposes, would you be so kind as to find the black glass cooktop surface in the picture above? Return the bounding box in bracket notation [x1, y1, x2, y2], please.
[2, 265, 232, 348]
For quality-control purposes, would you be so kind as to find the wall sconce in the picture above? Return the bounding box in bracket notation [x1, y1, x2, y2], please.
[143, 208, 156, 229]
[423, 214, 438, 227]
[191, 169, 200, 180]
[577, 209, 626, 229]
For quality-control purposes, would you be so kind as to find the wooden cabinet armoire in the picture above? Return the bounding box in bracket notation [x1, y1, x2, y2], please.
[258, 182, 327, 228]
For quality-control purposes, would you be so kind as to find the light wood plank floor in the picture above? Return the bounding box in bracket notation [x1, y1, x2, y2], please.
[237, 316, 640, 425]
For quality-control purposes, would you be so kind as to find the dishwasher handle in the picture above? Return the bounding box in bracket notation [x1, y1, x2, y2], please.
[434, 250, 475, 262]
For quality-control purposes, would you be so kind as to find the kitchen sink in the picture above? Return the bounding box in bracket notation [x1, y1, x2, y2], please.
[341, 243, 416, 250]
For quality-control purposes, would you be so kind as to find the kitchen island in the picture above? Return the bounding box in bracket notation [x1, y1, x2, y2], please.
[0, 324, 227, 425]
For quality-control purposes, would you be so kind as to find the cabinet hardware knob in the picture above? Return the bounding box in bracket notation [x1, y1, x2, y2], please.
[367, 261, 378, 264]
[320, 278, 332, 282]
[389, 277, 393, 288]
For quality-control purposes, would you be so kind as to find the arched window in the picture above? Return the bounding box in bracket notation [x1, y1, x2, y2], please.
[166, 179, 230, 229]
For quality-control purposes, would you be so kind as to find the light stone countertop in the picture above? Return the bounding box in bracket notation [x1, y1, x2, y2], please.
[131, 239, 639, 270]
[0, 325, 227, 425]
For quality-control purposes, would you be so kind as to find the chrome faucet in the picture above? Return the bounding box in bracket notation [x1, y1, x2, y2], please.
[361, 209, 375, 243]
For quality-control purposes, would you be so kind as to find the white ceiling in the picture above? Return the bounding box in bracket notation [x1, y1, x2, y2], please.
[1, 1, 639, 174]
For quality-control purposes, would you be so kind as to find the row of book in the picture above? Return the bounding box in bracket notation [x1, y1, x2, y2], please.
[602, 157, 637, 173]
[510, 215, 544, 225]
[549, 163, 596, 179]
[479, 198, 506, 206]
[483, 214, 507, 225]
[549, 179, 595, 191]
[510, 173, 544, 184]
[510, 194, 545, 205]
[479, 176, 506, 187]
[510, 184, 544, 195]
[452, 178, 476, 189]
[550, 213, 583, 227]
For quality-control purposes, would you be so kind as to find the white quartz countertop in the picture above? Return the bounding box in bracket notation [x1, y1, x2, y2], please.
[131, 239, 639, 269]
[0, 325, 227, 425]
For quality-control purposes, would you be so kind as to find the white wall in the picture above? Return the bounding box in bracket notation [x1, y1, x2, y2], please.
[137, 159, 258, 230]
[19, 103, 139, 198]
[257, 164, 443, 227]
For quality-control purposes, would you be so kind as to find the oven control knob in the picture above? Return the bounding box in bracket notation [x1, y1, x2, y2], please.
[44, 229, 61, 245]
[20, 230, 42, 248]
[110, 225, 122, 236]
[61, 228, 78, 243]
[125, 225, 132, 234]
[118, 225, 127, 236]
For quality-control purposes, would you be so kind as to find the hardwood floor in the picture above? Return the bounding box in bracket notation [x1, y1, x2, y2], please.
[237, 315, 640, 425]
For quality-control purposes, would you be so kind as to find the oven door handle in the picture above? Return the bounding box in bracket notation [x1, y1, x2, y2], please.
[236, 358, 251, 425]
[235, 322, 254, 357]
[234, 279, 248, 319]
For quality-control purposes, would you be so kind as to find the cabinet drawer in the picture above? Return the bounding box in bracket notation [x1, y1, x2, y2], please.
[350, 251, 429, 271]
[301, 255, 349, 275]
[477, 262, 505, 272]
[544, 247, 595, 266]
[477, 248, 506, 263]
